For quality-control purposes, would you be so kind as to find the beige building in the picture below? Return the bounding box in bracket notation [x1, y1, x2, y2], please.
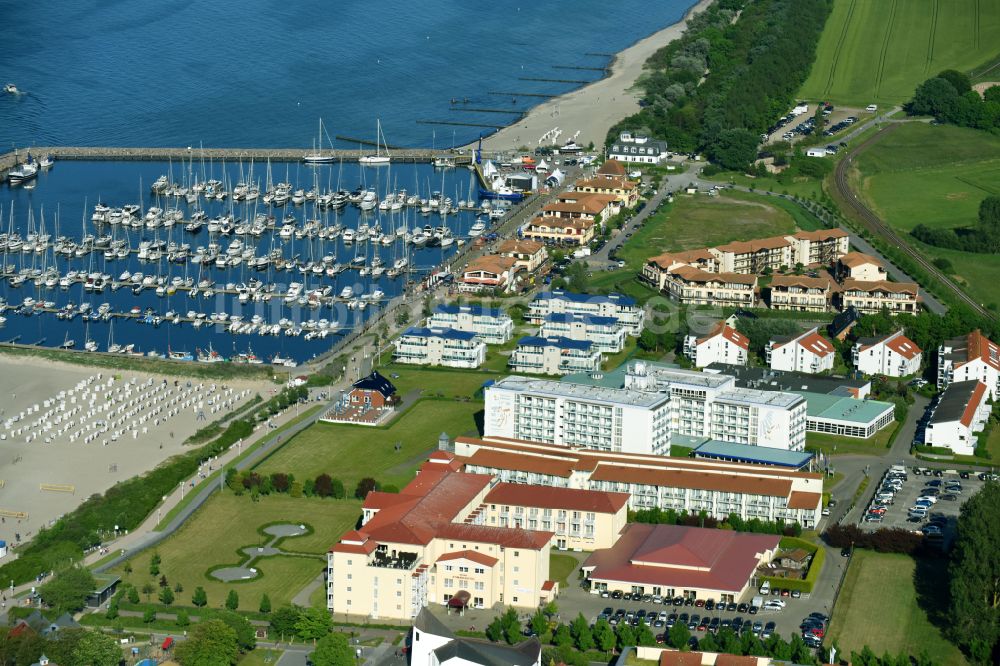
[522, 217, 595, 246]
[328, 455, 628, 620]
[838, 279, 920, 314]
[574, 176, 640, 209]
[767, 275, 835, 312]
[649, 263, 758, 307]
[459, 255, 520, 293]
[837, 252, 888, 282]
[497, 239, 548, 273]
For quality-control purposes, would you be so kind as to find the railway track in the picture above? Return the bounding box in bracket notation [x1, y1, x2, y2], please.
[833, 124, 996, 320]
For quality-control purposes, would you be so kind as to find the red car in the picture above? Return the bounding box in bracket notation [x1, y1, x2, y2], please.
[807, 628, 825, 638]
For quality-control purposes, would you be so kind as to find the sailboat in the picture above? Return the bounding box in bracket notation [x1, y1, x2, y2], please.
[303, 118, 337, 164]
[359, 119, 391, 165]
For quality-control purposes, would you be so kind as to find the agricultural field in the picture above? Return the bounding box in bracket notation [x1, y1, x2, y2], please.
[853, 123, 1000, 309]
[800, 0, 1000, 107]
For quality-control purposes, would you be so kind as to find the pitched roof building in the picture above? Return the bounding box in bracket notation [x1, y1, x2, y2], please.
[766, 327, 835, 374]
[683, 322, 750, 368]
[410, 608, 541, 666]
[924, 380, 991, 456]
[853, 330, 922, 378]
[938, 329, 1000, 399]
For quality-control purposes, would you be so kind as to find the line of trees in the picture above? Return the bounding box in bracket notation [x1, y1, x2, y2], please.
[609, 0, 832, 170]
[630, 508, 802, 537]
[911, 195, 1000, 254]
[907, 69, 1000, 131]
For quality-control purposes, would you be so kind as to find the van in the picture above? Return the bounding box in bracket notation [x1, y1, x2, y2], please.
[759, 581, 771, 595]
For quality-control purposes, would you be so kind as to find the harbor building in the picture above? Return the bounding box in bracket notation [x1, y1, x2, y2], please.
[683, 322, 749, 368]
[852, 330, 922, 378]
[454, 437, 823, 528]
[426, 304, 514, 345]
[924, 380, 990, 456]
[521, 217, 596, 247]
[527, 290, 644, 335]
[459, 255, 520, 293]
[496, 239, 548, 273]
[766, 327, 835, 374]
[540, 313, 627, 353]
[937, 329, 1000, 399]
[508, 336, 603, 376]
[393, 327, 486, 369]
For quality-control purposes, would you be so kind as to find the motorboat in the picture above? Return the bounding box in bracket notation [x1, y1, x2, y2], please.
[3, 83, 18, 94]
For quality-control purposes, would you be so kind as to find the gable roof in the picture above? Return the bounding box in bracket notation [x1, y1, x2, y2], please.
[597, 159, 626, 177]
[839, 251, 884, 268]
[352, 371, 396, 398]
[465, 255, 517, 276]
[698, 321, 750, 350]
[485, 482, 629, 514]
[841, 278, 919, 296]
[497, 239, 545, 256]
[769, 274, 834, 291]
[432, 636, 541, 666]
[437, 550, 500, 567]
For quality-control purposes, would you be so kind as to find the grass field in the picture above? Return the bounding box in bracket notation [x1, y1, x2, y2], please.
[549, 553, 579, 587]
[380, 363, 500, 399]
[800, 0, 1000, 107]
[115, 493, 360, 610]
[854, 123, 1000, 309]
[256, 399, 482, 488]
[828, 550, 967, 665]
[805, 421, 898, 456]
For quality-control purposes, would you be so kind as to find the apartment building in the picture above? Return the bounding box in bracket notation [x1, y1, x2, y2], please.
[454, 437, 824, 528]
[787, 229, 850, 266]
[459, 255, 520, 293]
[542, 193, 617, 221]
[766, 328, 835, 374]
[711, 237, 794, 274]
[528, 289, 645, 335]
[683, 322, 749, 368]
[838, 279, 920, 314]
[767, 275, 835, 312]
[937, 329, 1000, 399]
[496, 239, 548, 273]
[521, 217, 595, 246]
[508, 336, 603, 375]
[647, 263, 758, 308]
[328, 456, 629, 620]
[575, 171, 640, 209]
[924, 381, 990, 456]
[540, 313, 627, 353]
[836, 252, 888, 282]
[393, 327, 487, 369]
[427, 304, 514, 345]
[853, 330, 922, 378]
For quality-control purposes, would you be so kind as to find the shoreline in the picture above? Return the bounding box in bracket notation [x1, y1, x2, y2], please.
[477, 0, 714, 152]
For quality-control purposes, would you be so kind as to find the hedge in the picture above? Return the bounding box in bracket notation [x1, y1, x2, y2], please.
[759, 537, 824, 593]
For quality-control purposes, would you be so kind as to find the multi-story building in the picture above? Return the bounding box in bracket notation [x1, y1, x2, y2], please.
[786, 229, 850, 267]
[767, 275, 835, 312]
[541, 193, 617, 222]
[853, 330, 922, 378]
[937, 329, 1000, 399]
[766, 327, 835, 374]
[521, 217, 595, 246]
[427, 304, 514, 345]
[574, 170, 640, 209]
[508, 336, 602, 375]
[455, 437, 824, 528]
[528, 290, 644, 335]
[924, 380, 990, 456]
[683, 322, 749, 368]
[393, 327, 487, 369]
[646, 262, 758, 308]
[459, 255, 520, 293]
[327, 455, 630, 620]
[540, 313, 627, 353]
[711, 237, 795, 274]
[496, 239, 548, 273]
[838, 279, 920, 314]
[608, 132, 669, 164]
[836, 252, 888, 282]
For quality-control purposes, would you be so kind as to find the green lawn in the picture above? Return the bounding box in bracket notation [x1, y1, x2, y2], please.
[805, 421, 898, 456]
[114, 493, 360, 610]
[378, 363, 501, 399]
[240, 648, 285, 665]
[549, 553, 579, 587]
[828, 550, 967, 665]
[799, 0, 1000, 107]
[256, 399, 482, 488]
[853, 123, 1000, 309]
[702, 171, 826, 201]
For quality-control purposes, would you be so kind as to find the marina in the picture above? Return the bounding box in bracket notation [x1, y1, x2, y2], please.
[0, 157, 517, 363]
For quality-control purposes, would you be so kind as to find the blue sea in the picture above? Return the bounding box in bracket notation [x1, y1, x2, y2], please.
[0, 0, 696, 149]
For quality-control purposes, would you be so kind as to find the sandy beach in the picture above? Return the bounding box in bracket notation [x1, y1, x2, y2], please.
[479, 0, 713, 152]
[0, 355, 264, 542]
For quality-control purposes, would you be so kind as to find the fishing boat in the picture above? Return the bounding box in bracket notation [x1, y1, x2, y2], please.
[168, 349, 194, 361]
[39, 155, 54, 169]
[359, 119, 391, 165]
[197, 345, 226, 363]
[7, 154, 39, 185]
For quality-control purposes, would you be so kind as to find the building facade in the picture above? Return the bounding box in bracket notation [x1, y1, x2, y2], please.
[853, 330, 922, 378]
[608, 132, 669, 164]
[521, 217, 595, 246]
[528, 290, 644, 335]
[427, 304, 514, 345]
[508, 336, 603, 375]
[767, 275, 834, 312]
[838, 279, 920, 314]
[937, 330, 1000, 399]
[924, 381, 990, 456]
[766, 328, 835, 374]
[540, 313, 627, 353]
[497, 239, 548, 273]
[393, 327, 487, 369]
[683, 322, 749, 368]
[459, 255, 520, 293]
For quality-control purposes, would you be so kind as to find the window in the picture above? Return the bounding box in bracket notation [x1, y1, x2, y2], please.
[346, 587, 352, 592]
[513, 566, 520, 573]
[475, 582, 485, 591]
[459, 566, 469, 573]
[444, 578, 454, 587]
[512, 596, 519, 603]
[474, 567, 485, 574]
[444, 565, 453, 571]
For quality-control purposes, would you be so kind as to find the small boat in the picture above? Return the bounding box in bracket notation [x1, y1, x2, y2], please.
[39, 155, 54, 169]
[468, 220, 486, 237]
[59, 333, 75, 349]
[7, 154, 39, 184]
[359, 119, 391, 165]
[3, 83, 18, 95]
[340, 286, 354, 299]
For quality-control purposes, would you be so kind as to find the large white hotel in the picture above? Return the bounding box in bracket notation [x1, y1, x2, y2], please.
[484, 362, 807, 455]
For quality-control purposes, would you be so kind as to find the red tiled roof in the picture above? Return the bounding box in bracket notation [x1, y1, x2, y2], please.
[646, 249, 716, 270]
[485, 483, 629, 514]
[698, 321, 749, 350]
[597, 159, 626, 177]
[960, 382, 988, 428]
[715, 656, 760, 666]
[660, 652, 703, 666]
[715, 236, 790, 254]
[589, 464, 793, 498]
[541, 580, 556, 591]
[796, 331, 834, 357]
[330, 540, 378, 555]
[841, 279, 919, 296]
[839, 251, 883, 268]
[884, 332, 921, 360]
[792, 228, 848, 241]
[583, 523, 779, 593]
[437, 550, 499, 567]
[967, 330, 1000, 372]
[435, 523, 554, 549]
[465, 448, 577, 478]
[576, 176, 638, 191]
[769, 274, 833, 291]
[669, 265, 757, 286]
[787, 491, 822, 510]
[498, 239, 545, 256]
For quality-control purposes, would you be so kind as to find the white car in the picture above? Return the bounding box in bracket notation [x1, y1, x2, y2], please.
[764, 599, 785, 609]
[916, 495, 939, 504]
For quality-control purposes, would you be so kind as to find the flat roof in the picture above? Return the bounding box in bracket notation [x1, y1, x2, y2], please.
[434, 303, 508, 318]
[403, 326, 478, 341]
[544, 312, 620, 326]
[792, 391, 894, 424]
[534, 289, 637, 308]
[517, 335, 593, 351]
[490, 375, 671, 409]
[692, 440, 813, 469]
[706, 363, 870, 394]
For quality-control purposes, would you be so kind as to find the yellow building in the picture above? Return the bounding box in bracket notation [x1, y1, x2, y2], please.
[838, 279, 920, 314]
[522, 217, 595, 246]
[497, 239, 548, 273]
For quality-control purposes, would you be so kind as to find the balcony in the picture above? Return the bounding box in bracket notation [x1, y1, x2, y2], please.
[369, 551, 419, 570]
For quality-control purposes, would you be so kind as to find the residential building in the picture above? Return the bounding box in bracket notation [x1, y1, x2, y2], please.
[766, 275, 835, 312]
[786, 229, 850, 266]
[497, 239, 548, 273]
[328, 455, 627, 620]
[455, 436, 824, 527]
[582, 523, 780, 601]
[596, 159, 628, 178]
[427, 304, 514, 345]
[766, 328, 835, 374]
[837, 252, 888, 282]
[711, 237, 794, 274]
[853, 330, 922, 377]
[924, 380, 990, 456]
[347, 371, 398, 409]
[542, 193, 617, 222]
[521, 217, 595, 246]
[683, 322, 749, 368]
[575, 171, 640, 209]
[394, 327, 487, 369]
[608, 132, 669, 164]
[647, 262, 758, 308]
[828, 306, 861, 341]
[838, 279, 920, 314]
[409, 609, 541, 666]
[937, 329, 1000, 399]
[459, 255, 520, 293]
[508, 336, 603, 376]
[528, 289, 644, 335]
[540, 313, 627, 353]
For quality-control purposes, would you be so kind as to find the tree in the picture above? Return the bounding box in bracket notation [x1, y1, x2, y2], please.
[192, 586, 208, 607]
[105, 599, 119, 620]
[175, 619, 240, 666]
[127, 585, 140, 605]
[142, 607, 156, 624]
[530, 609, 548, 637]
[486, 616, 506, 643]
[501, 607, 522, 645]
[329, 477, 346, 499]
[948, 480, 1000, 662]
[570, 613, 594, 651]
[354, 477, 378, 499]
[72, 631, 121, 666]
[638, 328, 660, 352]
[218, 610, 257, 652]
[709, 128, 759, 171]
[636, 621, 656, 646]
[270, 606, 302, 639]
[296, 607, 332, 641]
[38, 566, 96, 615]
[615, 622, 636, 651]
[159, 586, 175, 605]
[174, 581, 184, 593]
[552, 624, 573, 649]
[908, 77, 959, 117]
[141, 582, 155, 603]
[159, 574, 169, 588]
[225, 589, 240, 611]
[177, 609, 190, 627]
[669, 620, 691, 650]
[270, 472, 291, 493]
[315, 473, 334, 497]
[593, 618, 616, 654]
[260, 593, 272, 614]
[937, 69, 972, 95]
[311, 632, 355, 666]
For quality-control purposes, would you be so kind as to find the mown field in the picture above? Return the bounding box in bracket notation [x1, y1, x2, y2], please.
[854, 123, 1000, 309]
[800, 0, 1000, 106]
